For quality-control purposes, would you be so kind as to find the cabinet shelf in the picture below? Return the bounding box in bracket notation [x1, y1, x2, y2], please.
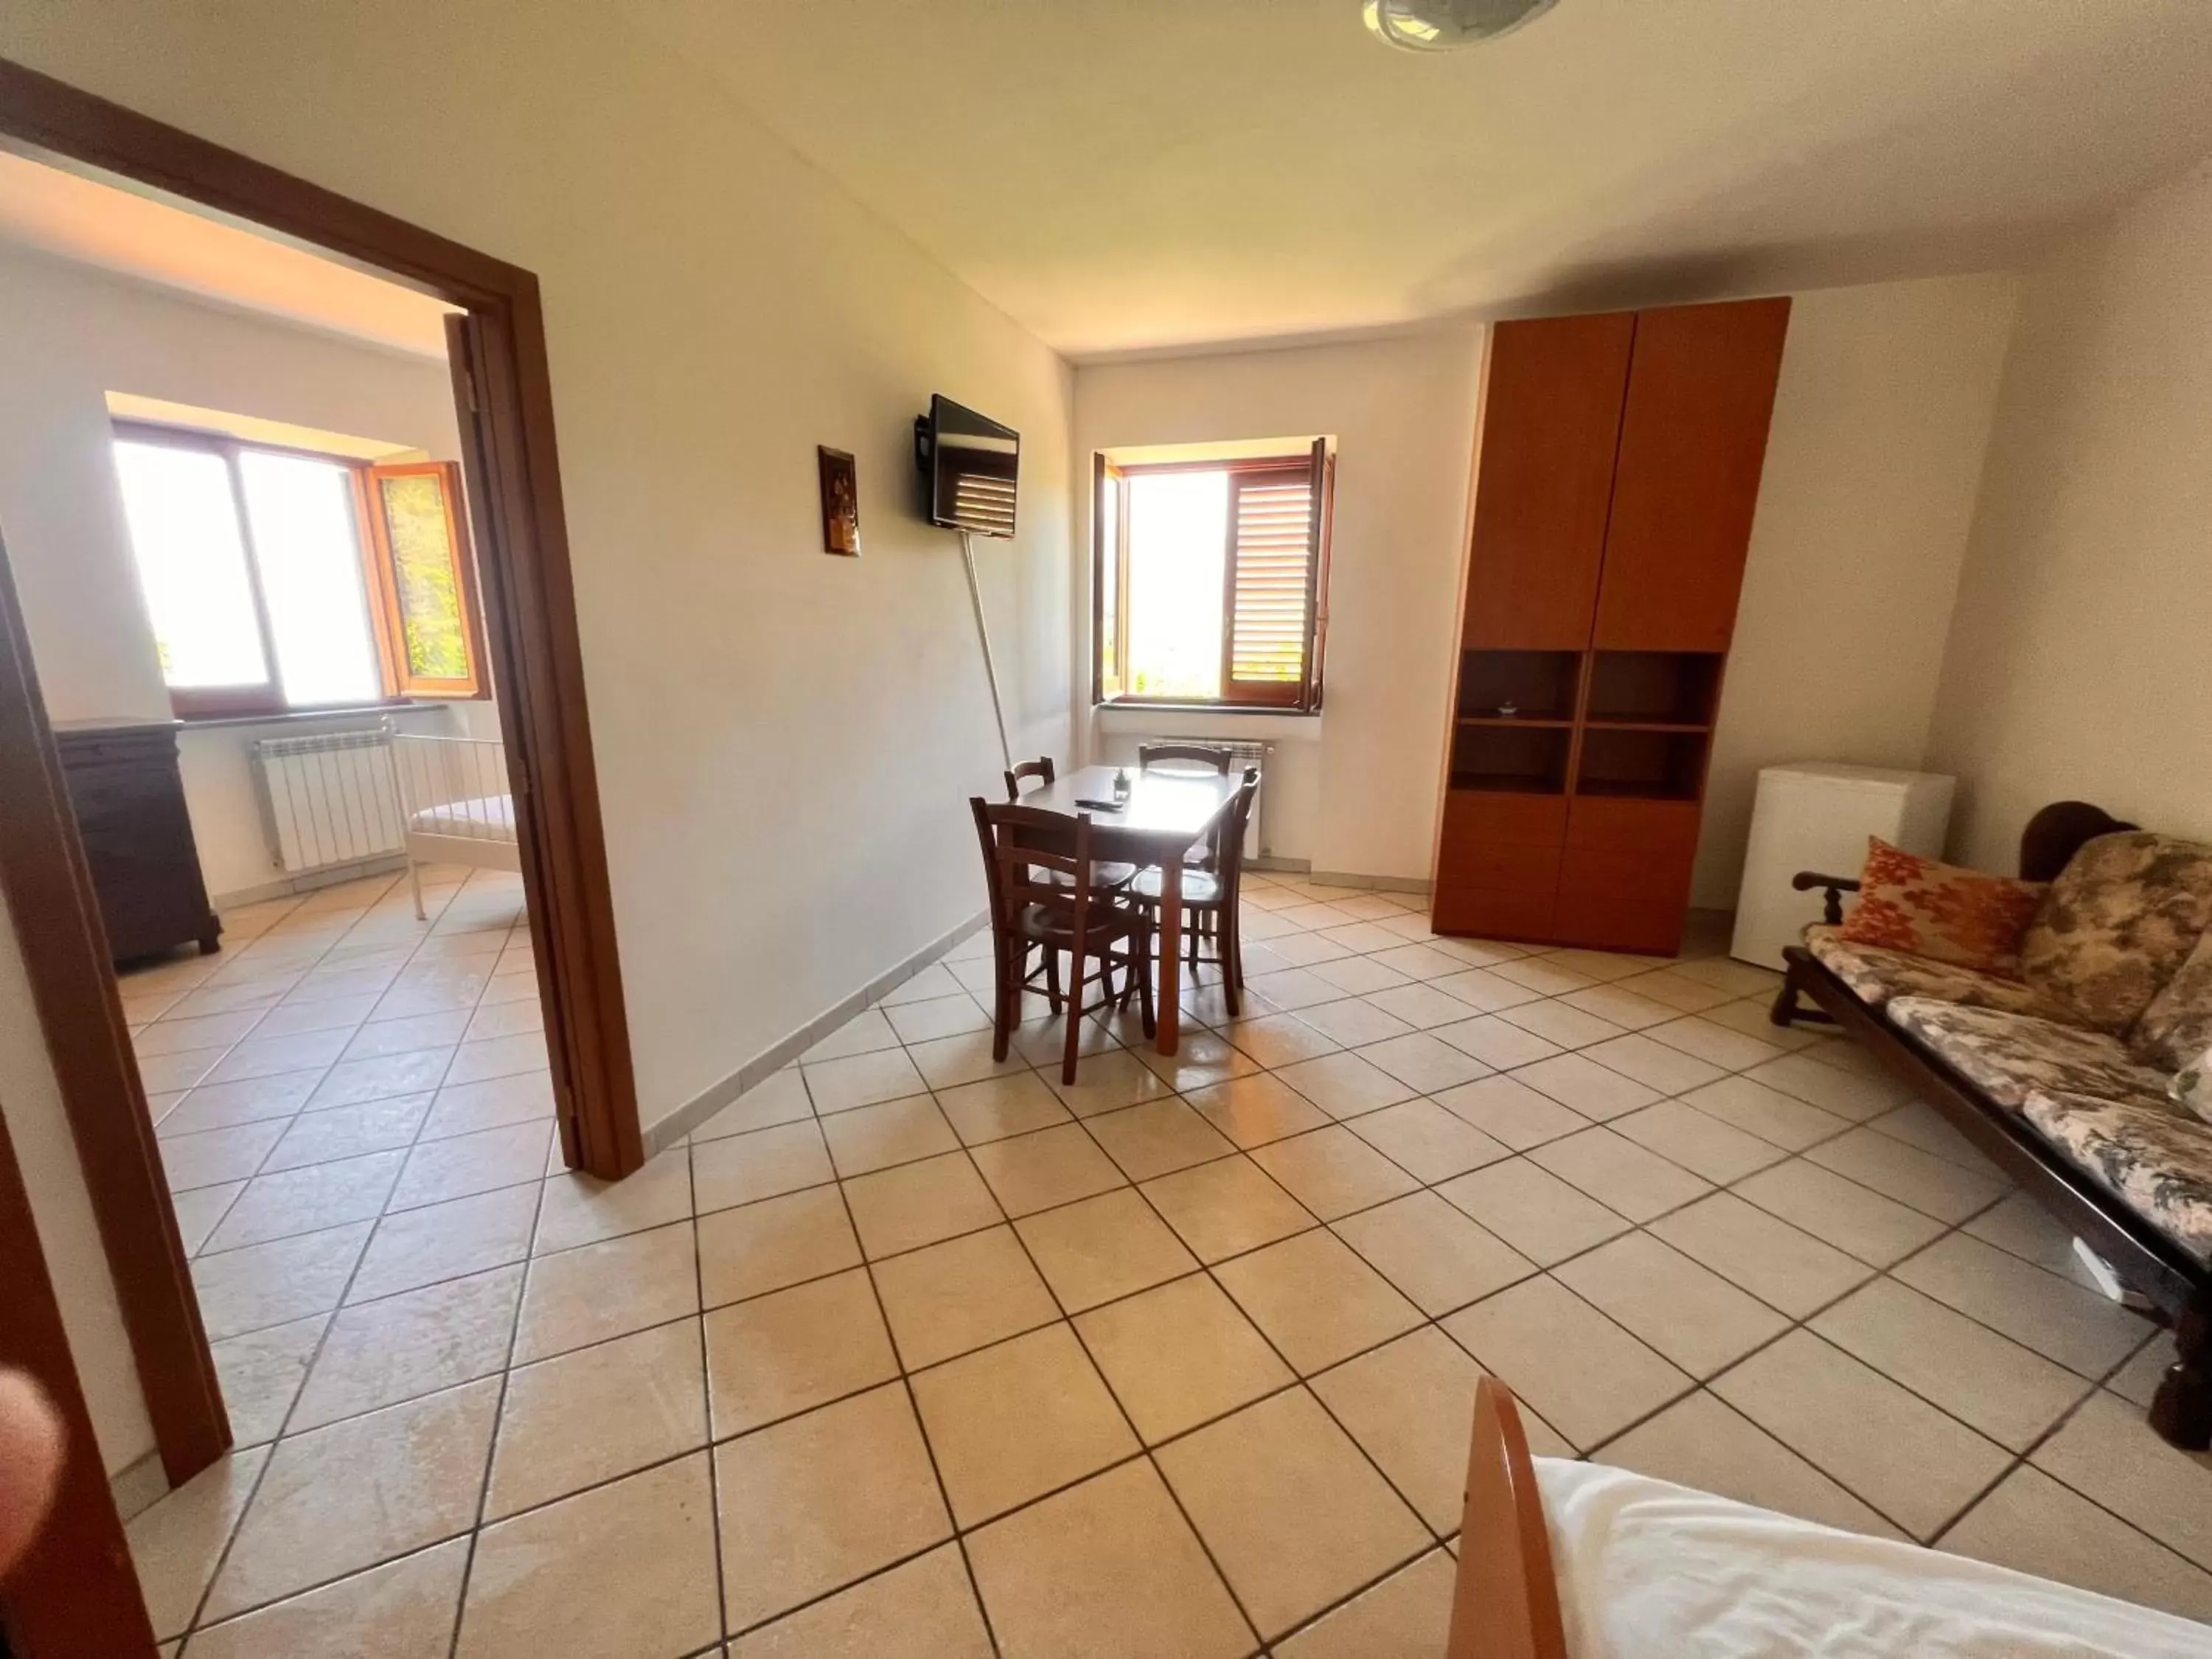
[1457, 650, 1580, 723]
[1459, 716, 1573, 731]
[1585, 651, 1724, 727]
[1452, 723, 1570, 796]
[1575, 728, 1708, 802]
[1582, 719, 1709, 734]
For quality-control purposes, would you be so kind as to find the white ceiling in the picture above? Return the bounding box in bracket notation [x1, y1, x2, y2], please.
[0, 148, 455, 357]
[625, 0, 2212, 358]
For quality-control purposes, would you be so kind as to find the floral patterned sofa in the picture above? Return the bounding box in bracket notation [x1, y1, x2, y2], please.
[1773, 807, 2212, 1450]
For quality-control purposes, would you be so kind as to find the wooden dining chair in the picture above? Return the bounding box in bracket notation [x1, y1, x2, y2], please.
[1004, 756, 1055, 800]
[972, 799, 1154, 1082]
[1136, 742, 1232, 775]
[1127, 767, 1260, 1015]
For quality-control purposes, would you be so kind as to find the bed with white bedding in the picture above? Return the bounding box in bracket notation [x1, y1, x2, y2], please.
[1451, 1381, 2208, 1658]
[388, 730, 521, 916]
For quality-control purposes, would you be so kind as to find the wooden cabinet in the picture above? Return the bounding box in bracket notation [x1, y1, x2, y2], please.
[1432, 297, 1789, 955]
[52, 721, 221, 964]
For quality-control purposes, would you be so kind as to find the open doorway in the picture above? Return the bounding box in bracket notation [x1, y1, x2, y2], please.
[0, 60, 636, 1645]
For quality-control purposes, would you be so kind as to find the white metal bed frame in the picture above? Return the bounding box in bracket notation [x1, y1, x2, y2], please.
[386, 724, 522, 919]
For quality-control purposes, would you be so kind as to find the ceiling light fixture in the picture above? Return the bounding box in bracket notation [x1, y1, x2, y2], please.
[1362, 0, 1558, 51]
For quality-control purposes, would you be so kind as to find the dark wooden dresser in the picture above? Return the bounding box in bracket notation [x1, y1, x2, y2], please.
[51, 720, 221, 962]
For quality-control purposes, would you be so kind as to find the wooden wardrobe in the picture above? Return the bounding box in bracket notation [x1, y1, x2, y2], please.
[1433, 297, 1790, 955]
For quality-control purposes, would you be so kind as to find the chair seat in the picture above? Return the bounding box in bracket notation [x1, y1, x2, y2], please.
[1015, 900, 1144, 946]
[1035, 861, 1137, 891]
[1130, 866, 1223, 907]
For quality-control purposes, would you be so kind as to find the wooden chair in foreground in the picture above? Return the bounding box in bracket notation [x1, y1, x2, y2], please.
[1450, 1378, 1567, 1659]
[972, 799, 1154, 1082]
[1128, 768, 1261, 1015]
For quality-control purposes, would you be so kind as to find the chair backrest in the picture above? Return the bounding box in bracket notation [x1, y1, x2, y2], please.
[1138, 742, 1231, 775]
[1004, 755, 1056, 802]
[1217, 768, 1262, 897]
[971, 798, 1115, 931]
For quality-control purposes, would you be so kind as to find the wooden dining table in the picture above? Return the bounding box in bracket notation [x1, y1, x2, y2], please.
[1018, 763, 1245, 1056]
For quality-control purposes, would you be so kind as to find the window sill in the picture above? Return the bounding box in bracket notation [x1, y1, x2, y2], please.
[1093, 701, 1319, 718]
[1091, 701, 1324, 744]
[175, 701, 447, 731]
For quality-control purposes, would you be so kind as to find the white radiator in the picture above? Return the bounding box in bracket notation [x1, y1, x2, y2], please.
[1136, 736, 1273, 860]
[251, 729, 406, 874]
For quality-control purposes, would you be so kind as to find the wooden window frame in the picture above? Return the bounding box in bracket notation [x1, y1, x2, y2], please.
[111, 422, 489, 718]
[1091, 441, 1332, 713]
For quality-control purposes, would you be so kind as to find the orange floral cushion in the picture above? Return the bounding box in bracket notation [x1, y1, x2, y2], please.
[1839, 838, 2046, 980]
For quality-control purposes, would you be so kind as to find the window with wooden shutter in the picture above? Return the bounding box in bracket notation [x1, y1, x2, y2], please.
[1092, 439, 1332, 712]
[361, 460, 487, 698]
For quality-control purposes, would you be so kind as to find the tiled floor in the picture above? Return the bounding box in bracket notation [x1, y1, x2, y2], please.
[120, 871, 2211, 1655]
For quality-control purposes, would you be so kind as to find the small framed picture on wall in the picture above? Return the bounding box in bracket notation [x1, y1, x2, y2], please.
[817, 446, 861, 557]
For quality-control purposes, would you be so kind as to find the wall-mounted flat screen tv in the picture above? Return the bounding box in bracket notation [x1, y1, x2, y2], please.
[917, 394, 1019, 538]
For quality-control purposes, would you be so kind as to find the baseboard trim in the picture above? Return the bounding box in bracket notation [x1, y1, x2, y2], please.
[109, 1450, 168, 1523]
[641, 908, 991, 1157]
[1305, 870, 1430, 895]
[211, 852, 408, 911]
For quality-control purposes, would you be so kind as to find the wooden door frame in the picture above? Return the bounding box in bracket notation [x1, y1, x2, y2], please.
[0, 55, 638, 1515]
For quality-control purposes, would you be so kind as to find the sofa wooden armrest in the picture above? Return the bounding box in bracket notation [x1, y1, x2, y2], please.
[1790, 869, 1861, 926]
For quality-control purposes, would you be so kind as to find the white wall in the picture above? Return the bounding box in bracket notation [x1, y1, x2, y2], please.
[1074, 329, 1486, 883]
[0, 242, 482, 901]
[1691, 274, 2017, 905]
[1926, 163, 2212, 871]
[0, 887, 156, 1478]
[0, 0, 1075, 1134]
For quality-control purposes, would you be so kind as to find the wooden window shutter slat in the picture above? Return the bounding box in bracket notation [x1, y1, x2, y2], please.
[1223, 461, 1320, 708]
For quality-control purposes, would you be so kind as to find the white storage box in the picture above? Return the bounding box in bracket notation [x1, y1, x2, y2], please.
[1731, 763, 1955, 969]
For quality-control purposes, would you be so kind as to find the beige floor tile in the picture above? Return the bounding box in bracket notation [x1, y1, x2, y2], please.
[161, 1070, 327, 1137]
[1646, 1190, 1874, 1317]
[515, 1221, 699, 1363]
[1275, 1548, 1455, 1659]
[1510, 1053, 1662, 1121]
[1610, 1099, 1790, 1184]
[1014, 1187, 1198, 1312]
[534, 1147, 694, 1254]
[1527, 1127, 1711, 1222]
[127, 1446, 270, 1639]
[206, 1379, 499, 1620]
[1075, 1272, 1292, 1442]
[1435, 1014, 1565, 1069]
[262, 1094, 433, 1172]
[913, 1323, 1139, 1526]
[1133, 1026, 1262, 1092]
[818, 1093, 960, 1177]
[1332, 1190, 1534, 1316]
[1310, 1327, 1491, 1531]
[2029, 1389, 2212, 1571]
[716, 1384, 953, 1632]
[884, 992, 992, 1046]
[1812, 1279, 2092, 1451]
[1274, 1050, 1418, 1119]
[210, 1318, 324, 1447]
[1961, 1187, 2082, 1277]
[1042, 1046, 1177, 1116]
[1430, 1074, 1587, 1152]
[1296, 995, 1416, 1048]
[203, 1151, 405, 1253]
[421, 1071, 555, 1141]
[1158, 1387, 1427, 1641]
[1731, 1158, 1948, 1267]
[307, 1051, 451, 1112]
[2108, 1331, 2180, 1409]
[212, 1028, 355, 1083]
[870, 1225, 1058, 1368]
[1554, 1231, 1788, 1378]
[705, 1267, 898, 1436]
[803, 1046, 930, 1113]
[1494, 998, 1626, 1049]
[1364, 986, 1498, 1042]
[338, 1015, 464, 1065]
[1893, 1232, 2152, 1377]
[1182, 1071, 1332, 1147]
[445, 1034, 549, 1088]
[459, 1453, 720, 1658]
[293, 1266, 522, 1431]
[1141, 1153, 1316, 1262]
[934, 1071, 1070, 1144]
[1435, 1158, 1627, 1267]
[1804, 1124, 2011, 1222]
[1444, 1276, 1691, 1450]
[159, 1119, 287, 1192]
[1744, 1051, 1910, 1121]
[1247, 1124, 1419, 1220]
[726, 1543, 992, 1659]
[697, 1186, 860, 1309]
[1612, 967, 1735, 1015]
[967, 1459, 1251, 1658]
[1599, 1389, 1900, 1536]
[1214, 1228, 1422, 1375]
[1085, 1097, 1237, 1180]
[348, 1183, 540, 1304]
[1865, 1099, 2003, 1173]
[485, 1321, 705, 1519]
[1346, 1097, 1511, 1183]
[960, 1124, 1120, 1222]
[905, 1028, 1029, 1090]
[1645, 1014, 1790, 1072]
[183, 1535, 469, 1659]
[1941, 1465, 2212, 1624]
[172, 1180, 246, 1256]
[883, 962, 970, 1004]
[192, 1222, 371, 1341]
[1711, 1329, 2011, 1540]
[691, 1070, 813, 1141]
[1224, 1011, 1343, 1068]
[1585, 1032, 1727, 1095]
[388, 1124, 548, 1212]
[691, 1121, 833, 1214]
[846, 1149, 1006, 1255]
